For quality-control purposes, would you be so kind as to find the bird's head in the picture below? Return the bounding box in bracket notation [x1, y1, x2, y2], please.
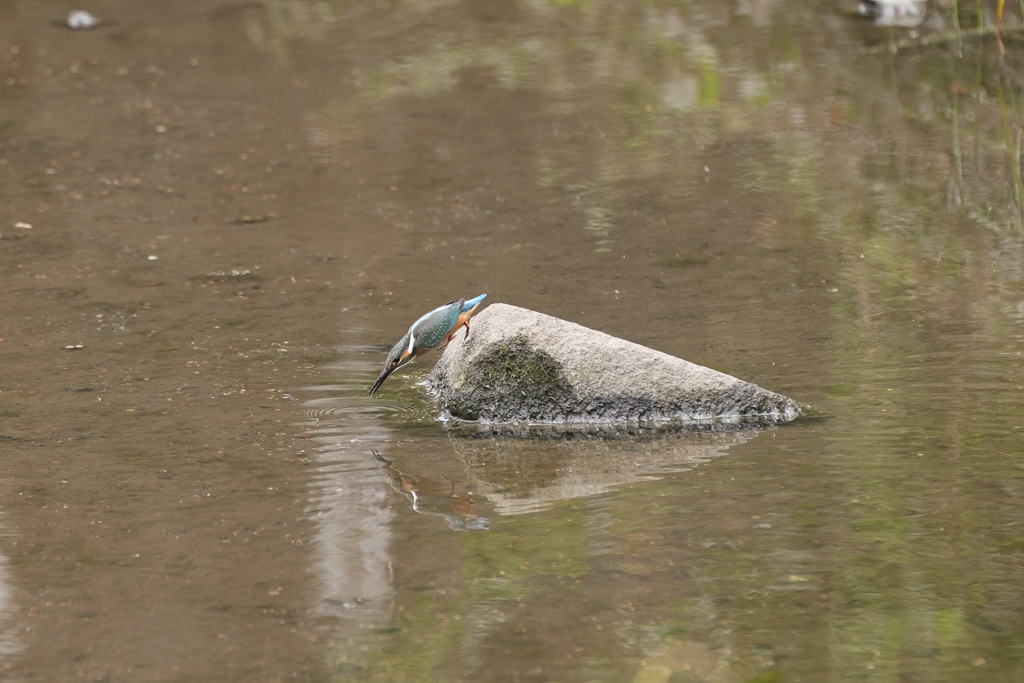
[369, 332, 415, 395]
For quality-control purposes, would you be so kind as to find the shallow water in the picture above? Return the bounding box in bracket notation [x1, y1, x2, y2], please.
[2, 0, 1024, 680]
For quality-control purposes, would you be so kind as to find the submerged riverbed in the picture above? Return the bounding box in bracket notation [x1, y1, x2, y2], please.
[1, 0, 1024, 680]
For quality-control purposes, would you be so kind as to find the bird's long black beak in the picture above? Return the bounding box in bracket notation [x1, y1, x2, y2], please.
[369, 365, 396, 396]
[370, 352, 416, 395]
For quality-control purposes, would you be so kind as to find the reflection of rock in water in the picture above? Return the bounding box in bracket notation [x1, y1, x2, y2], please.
[451, 429, 762, 515]
[300, 388, 396, 627]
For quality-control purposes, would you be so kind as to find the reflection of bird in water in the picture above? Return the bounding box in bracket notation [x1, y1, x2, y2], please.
[373, 451, 488, 531]
[369, 294, 487, 395]
[857, 0, 926, 26]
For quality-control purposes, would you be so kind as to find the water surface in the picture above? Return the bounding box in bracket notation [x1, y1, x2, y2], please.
[1, 0, 1024, 680]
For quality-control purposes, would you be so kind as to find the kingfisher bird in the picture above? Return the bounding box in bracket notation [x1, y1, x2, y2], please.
[369, 294, 487, 395]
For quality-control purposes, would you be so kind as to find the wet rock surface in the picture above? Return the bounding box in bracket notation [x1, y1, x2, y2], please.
[426, 304, 801, 426]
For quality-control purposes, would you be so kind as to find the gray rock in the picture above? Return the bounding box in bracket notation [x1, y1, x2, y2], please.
[425, 303, 800, 426]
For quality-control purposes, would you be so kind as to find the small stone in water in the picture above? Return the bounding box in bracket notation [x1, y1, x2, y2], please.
[67, 10, 99, 29]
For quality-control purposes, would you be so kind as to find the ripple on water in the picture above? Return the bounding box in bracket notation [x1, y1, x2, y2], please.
[300, 394, 429, 425]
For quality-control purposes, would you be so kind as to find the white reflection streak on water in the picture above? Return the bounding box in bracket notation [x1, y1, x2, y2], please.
[0, 522, 24, 666]
[301, 354, 396, 628]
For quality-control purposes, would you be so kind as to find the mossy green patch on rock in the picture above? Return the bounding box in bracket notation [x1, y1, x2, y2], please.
[446, 335, 572, 422]
[473, 335, 570, 395]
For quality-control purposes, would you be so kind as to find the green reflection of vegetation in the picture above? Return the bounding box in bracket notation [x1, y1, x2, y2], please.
[331, 503, 590, 681]
[243, 1, 342, 66]
[297, 0, 743, 252]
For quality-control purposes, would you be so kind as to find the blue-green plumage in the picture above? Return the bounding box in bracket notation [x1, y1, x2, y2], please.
[369, 294, 487, 395]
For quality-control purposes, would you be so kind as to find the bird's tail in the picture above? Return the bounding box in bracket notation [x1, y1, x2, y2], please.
[462, 294, 487, 312]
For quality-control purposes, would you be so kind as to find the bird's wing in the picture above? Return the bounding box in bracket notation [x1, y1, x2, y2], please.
[410, 299, 463, 349]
